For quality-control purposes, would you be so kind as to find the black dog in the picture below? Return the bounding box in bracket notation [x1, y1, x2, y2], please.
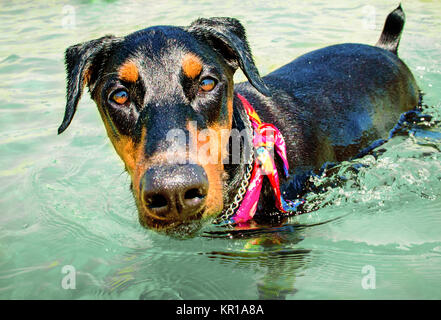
[59, 5, 419, 235]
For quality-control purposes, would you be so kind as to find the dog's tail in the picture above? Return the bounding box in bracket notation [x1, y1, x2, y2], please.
[375, 4, 405, 55]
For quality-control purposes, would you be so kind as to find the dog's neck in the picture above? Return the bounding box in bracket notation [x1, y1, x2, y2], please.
[223, 92, 299, 219]
[223, 94, 253, 208]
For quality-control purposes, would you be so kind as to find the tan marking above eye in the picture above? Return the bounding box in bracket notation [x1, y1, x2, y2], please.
[199, 78, 216, 92]
[118, 61, 139, 83]
[182, 53, 203, 79]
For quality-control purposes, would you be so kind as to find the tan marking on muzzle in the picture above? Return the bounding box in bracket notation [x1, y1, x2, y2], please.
[98, 112, 146, 194]
[186, 108, 234, 218]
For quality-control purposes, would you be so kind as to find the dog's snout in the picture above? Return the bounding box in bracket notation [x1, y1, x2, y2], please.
[141, 164, 208, 219]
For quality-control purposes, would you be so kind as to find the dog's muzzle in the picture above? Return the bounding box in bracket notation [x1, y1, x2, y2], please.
[140, 164, 208, 221]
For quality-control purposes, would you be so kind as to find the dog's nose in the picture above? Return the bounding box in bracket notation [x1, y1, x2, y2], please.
[140, 164, 208, 219]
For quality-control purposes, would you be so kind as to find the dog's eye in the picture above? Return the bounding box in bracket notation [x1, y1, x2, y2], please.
[111, 89, 129, 105]
[199, 77, 217, 92]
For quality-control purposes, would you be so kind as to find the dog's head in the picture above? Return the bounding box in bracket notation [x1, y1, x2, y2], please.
[59, 18, 270, 235]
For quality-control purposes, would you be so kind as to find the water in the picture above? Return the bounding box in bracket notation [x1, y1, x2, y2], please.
[1, 0, 441, 299]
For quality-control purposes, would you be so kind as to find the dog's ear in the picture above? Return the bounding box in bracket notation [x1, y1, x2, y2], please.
[187, 17, 271, 97]
[58, 35, 119, 134]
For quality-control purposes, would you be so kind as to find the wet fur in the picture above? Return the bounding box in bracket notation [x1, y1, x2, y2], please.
[59, 5, 419, 230]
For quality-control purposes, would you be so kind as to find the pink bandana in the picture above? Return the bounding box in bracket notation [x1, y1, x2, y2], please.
[230, 93, 304, 224]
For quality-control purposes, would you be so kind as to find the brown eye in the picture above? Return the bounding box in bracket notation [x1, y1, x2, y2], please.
[112, 89, 129, 105]
[199, 77, 216, 92]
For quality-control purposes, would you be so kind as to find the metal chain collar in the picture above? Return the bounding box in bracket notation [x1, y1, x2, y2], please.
[213, 152, 254, 224]
[213, 110, 255, 225]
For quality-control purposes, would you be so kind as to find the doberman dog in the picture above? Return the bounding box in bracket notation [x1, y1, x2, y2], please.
[59, 5, 419, 236]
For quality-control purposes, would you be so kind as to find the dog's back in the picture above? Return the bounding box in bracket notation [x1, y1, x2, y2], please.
[235, 5, 419, 172]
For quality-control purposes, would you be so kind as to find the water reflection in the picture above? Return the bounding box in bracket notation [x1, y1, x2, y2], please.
[201, 219, 339, 299]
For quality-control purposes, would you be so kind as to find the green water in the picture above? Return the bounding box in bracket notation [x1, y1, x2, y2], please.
[1, 0, 441, 299]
